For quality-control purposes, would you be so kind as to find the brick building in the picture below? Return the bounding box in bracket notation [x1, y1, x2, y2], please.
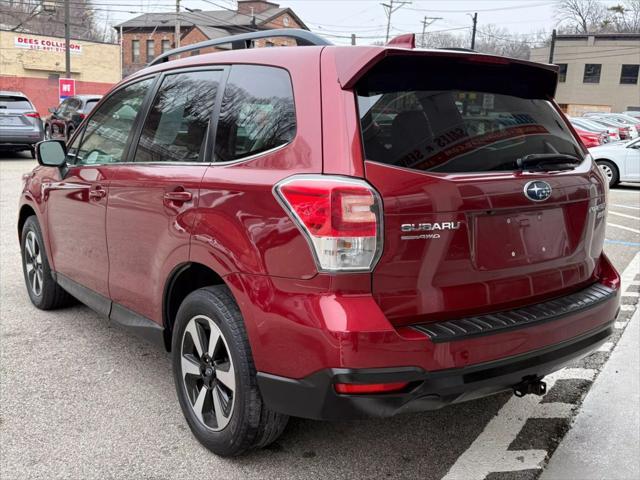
[115, 0, 308, 77]
[0, 29, 121, 115]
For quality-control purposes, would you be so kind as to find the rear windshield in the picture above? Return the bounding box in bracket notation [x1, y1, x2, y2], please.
[356, 58, 583, 173]
[0, 96, 32, 110]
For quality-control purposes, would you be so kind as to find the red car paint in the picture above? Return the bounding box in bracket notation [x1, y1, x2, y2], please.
[574, 127, 604, 148]
[19, 42, 620, 410]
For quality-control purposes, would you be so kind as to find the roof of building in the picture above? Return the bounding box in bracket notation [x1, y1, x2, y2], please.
[114, 6, 308, 32]
[556, 33, 640, 40]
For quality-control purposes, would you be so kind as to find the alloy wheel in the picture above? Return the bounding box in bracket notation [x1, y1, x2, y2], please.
[24, 231, 43, 297]
[181, 315, 236, 431]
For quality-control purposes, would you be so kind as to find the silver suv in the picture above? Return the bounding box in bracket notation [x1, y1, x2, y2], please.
[0, 91, 43, 158]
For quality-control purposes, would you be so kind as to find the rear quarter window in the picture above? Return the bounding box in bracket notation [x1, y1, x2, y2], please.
[214, 65, 296, 162]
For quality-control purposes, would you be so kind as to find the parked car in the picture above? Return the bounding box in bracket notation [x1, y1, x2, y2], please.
[19, 29, 620, 457]
[585, 116, 637, 140]
[44, 95, 102, 142]
[0, 91, 43, 158]
[570, 117, 619, 142]
[589, 137, 640, 187]
[574, 127, 604, 148]
[586, 112, 640, 135]
[623, 110, 640, 120]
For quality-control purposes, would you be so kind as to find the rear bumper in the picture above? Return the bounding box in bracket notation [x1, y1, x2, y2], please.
[0, 133, 42, 148]
[258, 320, 614, 420]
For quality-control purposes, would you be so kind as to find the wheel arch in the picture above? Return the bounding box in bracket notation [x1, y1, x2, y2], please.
[18, 204, 37, 239]
[162, 262, 228, 351]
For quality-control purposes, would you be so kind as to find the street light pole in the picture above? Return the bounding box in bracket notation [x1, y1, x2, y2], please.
[64, 0, 70, 78]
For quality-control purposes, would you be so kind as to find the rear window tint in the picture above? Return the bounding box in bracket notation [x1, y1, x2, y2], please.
[0, 96, 32, 110]
[356, 57, 583, 173]
[214, 65, 296, 162]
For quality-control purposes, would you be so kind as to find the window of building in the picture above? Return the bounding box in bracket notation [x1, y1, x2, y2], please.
[74, 78, 153, 165]
[146, 39, 155, 63]
[132, 39, 140, 63]
[583, 64, 601, 83]
[161, 39, 171, 53]
[134, 70, 223, 163]
[214, 65, 296, 162]
[557, 64, 567, 82]
[620, 64, 639, 84]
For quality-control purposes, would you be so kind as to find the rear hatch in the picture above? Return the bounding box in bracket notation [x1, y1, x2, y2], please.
[353, 52, 607, 326]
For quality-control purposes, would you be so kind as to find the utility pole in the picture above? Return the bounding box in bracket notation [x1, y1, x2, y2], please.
[381, 0, 411, 43]
[548, 28, 557, 63]
[420, 15, 442, 47]
[64, 0, 70, 78]
[351, 33, 356, 45]
[175, 0, 181, 48]
[470, 12, 478, 50]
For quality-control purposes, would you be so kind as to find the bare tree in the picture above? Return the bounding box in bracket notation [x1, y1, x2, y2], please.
[0, 0, 114, 42]
[555, 0, 609, 33]
[422, 31, 466, 49]
[607, 1, 640, 32]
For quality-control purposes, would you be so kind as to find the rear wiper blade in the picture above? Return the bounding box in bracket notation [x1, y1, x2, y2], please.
[516, 154, 582, 171]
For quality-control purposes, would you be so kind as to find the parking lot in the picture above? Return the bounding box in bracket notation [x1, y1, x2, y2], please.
[1, 152, 638, 480]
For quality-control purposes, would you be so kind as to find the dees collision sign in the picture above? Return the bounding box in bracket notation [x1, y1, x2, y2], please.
[14, 35, 82, 55]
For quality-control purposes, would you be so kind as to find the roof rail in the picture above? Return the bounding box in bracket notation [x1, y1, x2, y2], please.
[149, 28, 332, 66]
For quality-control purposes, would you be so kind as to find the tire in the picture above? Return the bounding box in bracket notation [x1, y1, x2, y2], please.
[597, 160, 619, 188]
[171, 285, 288, 456]
[21, 216, 74, 310]
[29, 147, 35, 159]
[44, 125, 51, 140]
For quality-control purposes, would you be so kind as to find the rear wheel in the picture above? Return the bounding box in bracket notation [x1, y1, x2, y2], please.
[597, 160, 619, 188]
[171, 286, 288, 456]
[21, 216, 74, 309]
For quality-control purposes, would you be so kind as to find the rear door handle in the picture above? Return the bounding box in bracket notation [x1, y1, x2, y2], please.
[89, 186, 106, 200]
[164, 191, 192, 202]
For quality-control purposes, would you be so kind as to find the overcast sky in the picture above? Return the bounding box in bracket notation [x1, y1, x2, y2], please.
[101, 0, 620, 44]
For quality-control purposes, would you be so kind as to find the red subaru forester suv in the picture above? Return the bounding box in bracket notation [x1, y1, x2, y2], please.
[19, 30, 620, 456]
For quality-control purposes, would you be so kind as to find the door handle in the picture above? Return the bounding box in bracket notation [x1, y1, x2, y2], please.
[89, 186, 106, 200]
[164, 191, 192, 202]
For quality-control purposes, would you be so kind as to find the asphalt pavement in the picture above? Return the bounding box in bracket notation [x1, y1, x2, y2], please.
[1, 152, 638, 480]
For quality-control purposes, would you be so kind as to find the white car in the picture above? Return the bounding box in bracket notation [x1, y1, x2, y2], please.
[589, 137, 640, 187]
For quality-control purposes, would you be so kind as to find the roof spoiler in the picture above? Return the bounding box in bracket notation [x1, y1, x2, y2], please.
[148, 28, 332, 66]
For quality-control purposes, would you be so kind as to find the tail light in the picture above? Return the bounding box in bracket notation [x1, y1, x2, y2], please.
[274, 175, 383, 272]
[24, 112, 40, 118]
[78, 113, 86, 120]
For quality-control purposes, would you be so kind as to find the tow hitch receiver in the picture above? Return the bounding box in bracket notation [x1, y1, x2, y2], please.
[513, 376, 547, 397]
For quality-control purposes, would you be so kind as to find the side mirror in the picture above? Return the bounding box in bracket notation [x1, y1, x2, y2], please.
[36, 140, 67, 167]
[48, 107, 57, 114]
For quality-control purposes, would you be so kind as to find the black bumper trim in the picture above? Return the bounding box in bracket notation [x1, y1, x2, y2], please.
[412, 282, 615, 343]
[257, 321, 613, 421]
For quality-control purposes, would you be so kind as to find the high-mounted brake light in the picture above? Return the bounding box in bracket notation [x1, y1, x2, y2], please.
[274, 175, 383, 272]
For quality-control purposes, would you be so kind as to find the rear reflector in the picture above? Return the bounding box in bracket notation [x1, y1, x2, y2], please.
[25, 112, 40, 118]
[274, 175, 382, 272]
[334, 382, 409, 394]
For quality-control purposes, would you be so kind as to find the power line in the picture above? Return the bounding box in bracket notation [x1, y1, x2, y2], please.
[381, 0, 411, 43]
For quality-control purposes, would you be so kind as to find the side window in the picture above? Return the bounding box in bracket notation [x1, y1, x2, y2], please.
[66, 98, 81, 115]
[74, 78, 153, 165]
[56, 99, 70, 115]
[214, 65, 296, 162]
[134, 70, 222, 163]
